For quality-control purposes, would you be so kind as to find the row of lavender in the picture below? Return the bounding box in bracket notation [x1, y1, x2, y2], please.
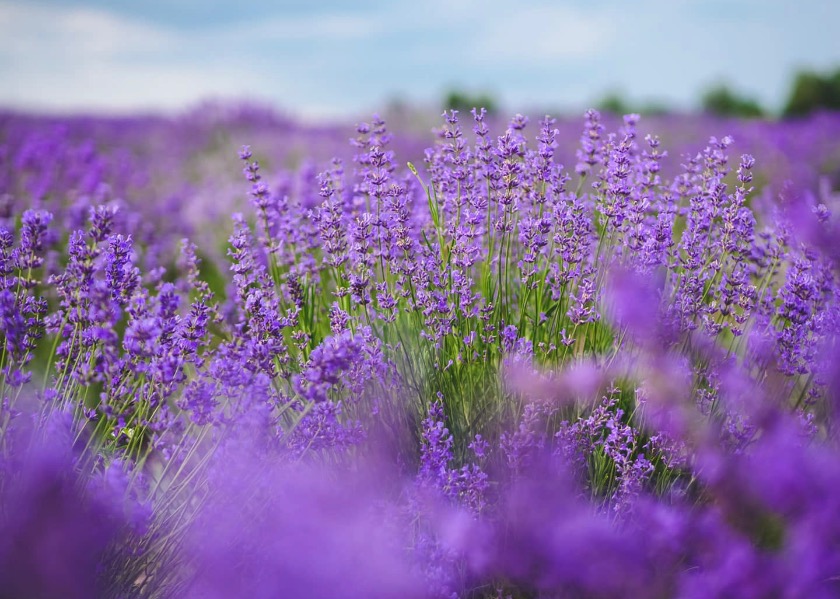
[2, 107, 840, 597]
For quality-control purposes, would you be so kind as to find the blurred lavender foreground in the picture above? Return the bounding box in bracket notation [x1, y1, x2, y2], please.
[1, 106, 840, 598]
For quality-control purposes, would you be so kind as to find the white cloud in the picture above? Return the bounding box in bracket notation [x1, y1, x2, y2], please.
[0, 2, 399, 115]
[8, 63, 263, 112]
[0, 1, 621, 116]
[0, 3, 279, 112]
[235, 12, 384, 42]
[0, 3, 174, 59]
[469, 5, 614, 64]
[2, 0, 838, 116]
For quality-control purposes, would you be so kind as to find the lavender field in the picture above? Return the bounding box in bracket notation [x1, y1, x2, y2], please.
[2, 105, 840, 598]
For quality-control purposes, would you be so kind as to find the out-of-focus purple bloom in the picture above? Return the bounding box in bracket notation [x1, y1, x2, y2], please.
[0, 414, 134, 599]
[184, 444, 424, 599]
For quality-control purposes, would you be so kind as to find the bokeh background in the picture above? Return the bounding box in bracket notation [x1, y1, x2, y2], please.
[2, 0, 839, 119]
[4, 4, 840, 598]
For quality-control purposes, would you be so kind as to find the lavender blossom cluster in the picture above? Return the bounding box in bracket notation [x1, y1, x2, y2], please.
[1, 107, 840, 598]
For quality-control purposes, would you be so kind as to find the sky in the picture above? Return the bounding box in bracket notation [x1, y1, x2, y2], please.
[0, 0, 838, 119]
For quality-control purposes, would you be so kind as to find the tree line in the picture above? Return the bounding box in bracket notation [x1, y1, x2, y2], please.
[443, 66, 840, 119]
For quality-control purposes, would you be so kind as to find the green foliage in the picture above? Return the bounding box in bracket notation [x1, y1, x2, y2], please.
[636, 102, 673, 117]
[595, 92, 674, 117]
[701, 84, 765, 118]
[444, 90, 498, 115]
[595, 92, 631, 116]
[783, 68, 840, 117]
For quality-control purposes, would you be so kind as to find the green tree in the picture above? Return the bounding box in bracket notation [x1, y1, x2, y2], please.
[783, 68, 840, 117]
[637, 102, 673, 117]
[595, 92, 631, 116]
[701, 84, 765, 118]
[444, 90, 498, 115]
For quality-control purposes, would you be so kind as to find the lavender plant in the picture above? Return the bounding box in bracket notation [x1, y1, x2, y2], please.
[1, 107, 840, 597]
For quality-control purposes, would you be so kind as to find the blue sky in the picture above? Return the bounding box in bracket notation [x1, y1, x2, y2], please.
[1, 0, 838, 119]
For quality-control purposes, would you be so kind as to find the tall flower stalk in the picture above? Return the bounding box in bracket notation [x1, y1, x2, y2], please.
[1, 108, 840, 597]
